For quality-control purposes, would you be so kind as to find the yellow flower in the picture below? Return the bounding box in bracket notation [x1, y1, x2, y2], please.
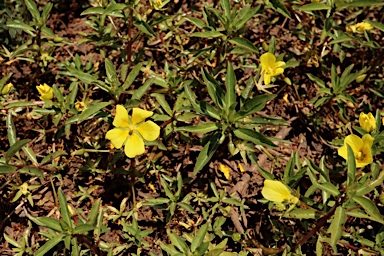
[347, 22, 373, 33]
[338, 134, 373, 168]
[75, 101, 86, 112]
[106, 105, 160, 158]
[1, 83, 13, 95]
[359, 112, 376, 133]
[261, 180, 299, 204]
[219, 164, 231, 180]
[238, 163, 245, 173]
[260, 52, 286, 85]
[154, 0, 162, 8]
[36, 83, 54, 100]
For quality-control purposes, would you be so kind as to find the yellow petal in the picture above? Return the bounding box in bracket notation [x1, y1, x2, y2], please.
[136, 121, 160, 141]
[132, 108, 154, 125]
[274, 67, 285, 76]
[338, 144, 348, 160]
[106, 128, 129, 149]
[124, 132, 145, 158]
[36, 83, 54, 100]
[359, 112, 376, 132]
[362, 134, 374, 148]
[238, 163, 245, 173]
[113, 105, 130, 127]
[261, 180, 291, 202]
[264, 73, 272, 85]
[275, 61, 286, 68]
[219, 164, 231, 180]
[260, 52, 276, 71]
[344, 134, 363, 153]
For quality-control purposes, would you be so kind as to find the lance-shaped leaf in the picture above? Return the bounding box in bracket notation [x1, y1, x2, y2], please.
[224, 62, 236, 117]
[352, 196, 384, 224]
[194, 133, 221, 175]
[328, 206, 346, 248]
[176, 123, 220, 134]
[233, 128, 276, 148]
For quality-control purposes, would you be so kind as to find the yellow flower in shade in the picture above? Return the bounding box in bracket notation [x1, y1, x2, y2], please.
[259, 52, 286, 85]
[36, 83, 53, 100]
[338, 134, 373, 168]
[75, 101, 86, 112]
[1, 83, 13, 95]
[347, 22, 373, 33]
[261, 180, 299, 204]
[153, 0, 163, 8]
[106, 105, 160, 158]
[359, 112, 376, 133]
[219, 164, 231, 180]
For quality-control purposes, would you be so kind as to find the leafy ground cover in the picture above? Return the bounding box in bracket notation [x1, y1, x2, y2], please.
[1, 0, 384, 255]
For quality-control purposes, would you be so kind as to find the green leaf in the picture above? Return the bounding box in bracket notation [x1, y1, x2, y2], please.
[224, 62, 236, 117]
[191, 223, 208, 252]
[328, 206, 346, 248]
[122, 63, 143, 91]
[270, 0, 291, 18]
[25, 0, 41, 23]
[233, 4, 260, 31]
[340, 0, 384, 9]
[105, 58, 118, 86]
[6, 112, 16, 145]
[184, 17, 206, 29]
[307, 73, 325, 88]
[233, 94, 276, 121]
[73, 224, 95, 235]
[356, 170, 384, 196]
[190, 31, 225, 38]
[6, 21, 36, 36]
[0, 165, 17, 174]
[41, 151, 68, 165]
[41, 2, 53, 23]
[4, 101, 37, 109]
[81, 6, 104, 15]
[5, 139, 31, 164]
[294, 3, 331, 11]
[201, 68, 225, 109]
[346, 145, 356, 189]
[34, 234, 65, 256]
[134, 20, 155, 37]
[233, 128, 276, 148]
[168, 231, 189, 253]
[41, 26, 55, 38]
[352, 196, 384, 224]
[103, 3, 126, 16]
[38, 217, 63, 232]
[22, 146, 38, 165]
[200, 102, 221, 120]
[176, 123, 220, 134]
[308, 177, 340, 197]
[66, 67, 99, 84]
[229, 38, 258, 54]
[283, 208, 318, 219]
[88, 198, 101, 225]
[153, 93, 172, 116]
[66, 102, 110, 124]
[58, 188, 73, 231]
[184, 82, 202, 113]
[194, 133, 221, 175]
[365, 20, 384, 32]
[131, 78, 153, 100]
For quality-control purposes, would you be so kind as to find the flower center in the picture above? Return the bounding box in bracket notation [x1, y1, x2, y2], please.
[265, 67, 274, 76]
[355, 151, 364, 160]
